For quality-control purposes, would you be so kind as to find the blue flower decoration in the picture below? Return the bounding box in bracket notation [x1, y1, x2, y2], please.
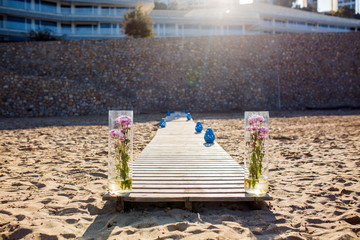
[187, 113, 191, 120]
[185, 109, 188, 114]
[195, 121, 203, 133]
[166, 111, 170, 116]
[204, 128, 215, 143]
[160, 118, 166, 128]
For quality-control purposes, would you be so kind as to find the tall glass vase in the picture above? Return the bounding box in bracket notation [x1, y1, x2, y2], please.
[244, 111, 269, 196]
[108, 110, 133, 196]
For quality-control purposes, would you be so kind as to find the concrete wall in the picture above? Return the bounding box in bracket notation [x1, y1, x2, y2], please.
[0, 33, 359, 117]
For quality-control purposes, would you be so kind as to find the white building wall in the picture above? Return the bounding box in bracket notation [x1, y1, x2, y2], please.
[318, 0, 338, 12]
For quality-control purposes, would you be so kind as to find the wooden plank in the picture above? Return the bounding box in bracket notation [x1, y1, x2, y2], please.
[132, 184, 244, 189]
[133, 180, 244, 185]
[133, 169, 243, 172]
[131, 189, 245, 193]
[132, 176, 244, 181]
[133, 174, 244, 177]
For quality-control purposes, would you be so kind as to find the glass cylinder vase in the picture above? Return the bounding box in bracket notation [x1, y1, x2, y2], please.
[108, 110, 133, 196]
[244, 111, 269, 196]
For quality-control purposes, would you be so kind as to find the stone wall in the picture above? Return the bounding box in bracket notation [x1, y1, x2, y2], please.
[0, 33, 359, 117]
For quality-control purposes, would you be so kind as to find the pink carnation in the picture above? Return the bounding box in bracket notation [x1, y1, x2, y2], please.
[115, 116, 132, 126]
[109, 129, 124, 138]
[259, 127, 269, 135]
[248, 115, 265, 125]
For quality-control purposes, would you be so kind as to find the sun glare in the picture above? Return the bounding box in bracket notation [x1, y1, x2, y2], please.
[239, 0, 254, 4]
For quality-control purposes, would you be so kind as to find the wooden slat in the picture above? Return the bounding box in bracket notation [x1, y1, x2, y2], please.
[103, 116, 273, 207]
[133, 180, 243, 185]
[132, 184, 244, 189]
[132, 176, 244, 181]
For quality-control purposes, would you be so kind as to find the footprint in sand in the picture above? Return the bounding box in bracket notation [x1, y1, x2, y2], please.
[61, 233, 76, 239]
[167, 222, 189, 232]
[64, 216, 79, 224]
[9, 228, 32, 239]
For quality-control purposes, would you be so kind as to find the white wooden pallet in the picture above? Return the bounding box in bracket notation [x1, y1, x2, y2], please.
[103, 116, 272, 210]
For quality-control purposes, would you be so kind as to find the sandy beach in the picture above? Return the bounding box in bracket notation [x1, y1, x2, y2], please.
[0, 110, 360, 240]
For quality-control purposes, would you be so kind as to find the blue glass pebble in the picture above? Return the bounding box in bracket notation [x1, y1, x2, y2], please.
[204, 128, 215, 143]
[195, 121, 203, 133]
[187, 113, 191, 120]
[160, 118, 166, 128]
[167, 111, 170, 116]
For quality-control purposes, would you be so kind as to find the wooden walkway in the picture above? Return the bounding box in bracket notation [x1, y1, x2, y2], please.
[103, 115, 272, 211]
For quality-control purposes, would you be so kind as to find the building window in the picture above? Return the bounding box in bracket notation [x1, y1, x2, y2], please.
[61, 5, 71, 14]
[0, 16, 3, 28]
[307, 23, 316, 29]
[100, 23, 111, 34]
[76, 24, 93, 34]
[7, 16, 26, 30]
[75, 6, 96, 15]
[101, 7, 110, 15]
[26, 18, 31, 30]
[35, 0, 40, 11]
[319, 24, 328, 28]
[61, 24, 71, 34]
[7, 0, 25, 9]
[164, 23, 176, 35]
[275, 20, 285, 26]
[116, 7, 128, 15]
[36, 20, 57, 32]
[41, 1, 57, 13]
[26, 0, 31, 9]
[263, 18, 272, 24]
[229, 25, 243, 35]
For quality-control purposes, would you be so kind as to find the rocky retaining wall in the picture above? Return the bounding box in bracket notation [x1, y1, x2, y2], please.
[0, 33, 359, 117]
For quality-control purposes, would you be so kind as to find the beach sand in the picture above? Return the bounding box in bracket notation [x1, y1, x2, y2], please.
[0, 111, 359, 240]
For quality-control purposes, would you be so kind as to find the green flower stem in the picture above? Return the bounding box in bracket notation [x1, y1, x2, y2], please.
[114, 129, 132, 190]
[248, 125, 265, 188]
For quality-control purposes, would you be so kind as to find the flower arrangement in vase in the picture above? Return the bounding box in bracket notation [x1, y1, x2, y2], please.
[244, 112, 269, 196]
[108, 111, 133, 196]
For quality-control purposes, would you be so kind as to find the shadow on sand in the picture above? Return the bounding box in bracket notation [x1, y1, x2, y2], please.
[80, 200, 278, 240]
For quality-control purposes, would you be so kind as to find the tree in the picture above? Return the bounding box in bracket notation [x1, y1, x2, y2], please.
[273, 0, 296, 8]
[122, 6, 154, 38]
[327, 6, 357, 19]
[28, 28, 65, 41]
[154, 0, 167, 10]
[168, 1, 179, 10]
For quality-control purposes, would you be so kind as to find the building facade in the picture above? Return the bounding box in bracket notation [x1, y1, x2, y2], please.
[0, 1, 359, 41]
[0, 0, 154, 41]
[338, 0, 360, 13]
